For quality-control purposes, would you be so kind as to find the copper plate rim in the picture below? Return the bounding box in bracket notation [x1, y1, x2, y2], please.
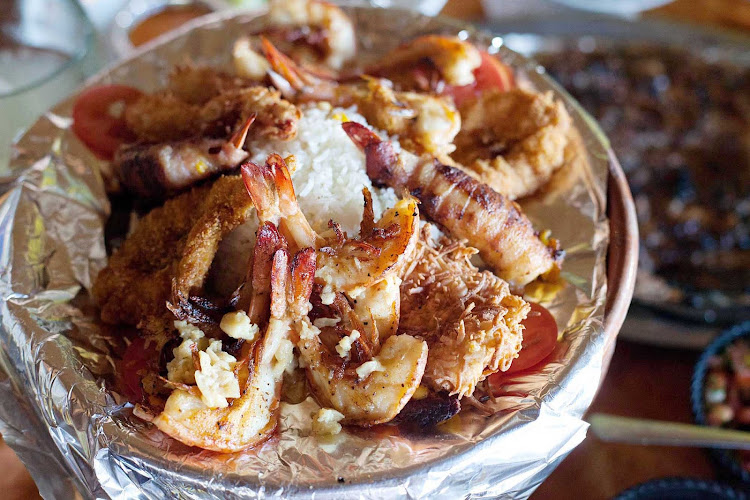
[603, 149, 639, 362]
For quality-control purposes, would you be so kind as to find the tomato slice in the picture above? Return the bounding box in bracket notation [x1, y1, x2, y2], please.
[443, 50, 515, 107]
[71, 84, 143, 160]
[499, 302, 558, 378]
[118, 336, 158, 402]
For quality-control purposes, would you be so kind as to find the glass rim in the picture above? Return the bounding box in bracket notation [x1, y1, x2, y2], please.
[0, 0, 96, 99]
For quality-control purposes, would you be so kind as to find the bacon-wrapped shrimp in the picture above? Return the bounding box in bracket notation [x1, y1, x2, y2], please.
[115, 115, 255, 198]
[343, 121, 563, 289]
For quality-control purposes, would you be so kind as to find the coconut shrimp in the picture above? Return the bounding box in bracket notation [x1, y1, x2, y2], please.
[453, 88, 572, 200]
[152, 224, 315, 452]
[240, 154, 427, 424]
[343, 121, 563, 289]
[124, 85, 300, 144]
[399, 227, 530, 397]
[261, 38, 460, 156]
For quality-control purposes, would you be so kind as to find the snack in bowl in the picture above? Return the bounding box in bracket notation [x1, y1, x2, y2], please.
[76, 0, 576, 453]
[692, 321, 750, 481]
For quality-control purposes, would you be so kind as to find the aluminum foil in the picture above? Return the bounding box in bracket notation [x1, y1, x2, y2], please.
[0, 7, 613, 499]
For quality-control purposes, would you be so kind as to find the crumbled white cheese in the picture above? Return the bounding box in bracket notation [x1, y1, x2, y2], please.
[273, 338, 297, 376]
[335, 330, 360, 357]
[319, 284, 336, 305]
[174, 320, 206, 341]
[356, 358, 385, 379]
[299, 318, 321, 341]
[194, 340, 240, 408]
[167, 321, 241, 408]
[167, 321, 209, 384]
[312, 408, 345, 436]
[220, 310, 259, 341]
[313, 317, 340, 329]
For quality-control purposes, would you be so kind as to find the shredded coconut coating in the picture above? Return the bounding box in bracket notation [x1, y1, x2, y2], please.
[399, 227, 530, 398]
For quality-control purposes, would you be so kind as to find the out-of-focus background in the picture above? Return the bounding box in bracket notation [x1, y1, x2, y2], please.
[0, 0, 748, 498]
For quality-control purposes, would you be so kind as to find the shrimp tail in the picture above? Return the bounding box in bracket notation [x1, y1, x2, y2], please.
[261, 37, 316, 94]
[241, 159, 279, 221]
[241, 221, 288, 322]
[230, 113, 257, 150]
[261, 37, 336, 102]
[342, 121, 401, 185]
[241, 154, 320, 250]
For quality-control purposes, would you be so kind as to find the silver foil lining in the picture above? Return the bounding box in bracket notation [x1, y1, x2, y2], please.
[0, 6, 612, 499]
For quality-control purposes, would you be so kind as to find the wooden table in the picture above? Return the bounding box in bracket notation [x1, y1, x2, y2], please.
[1, 1, 747, 499]
[531, 341, 717, 499]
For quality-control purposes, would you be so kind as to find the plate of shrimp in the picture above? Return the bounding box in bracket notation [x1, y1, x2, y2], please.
[0, 0, 637, 496]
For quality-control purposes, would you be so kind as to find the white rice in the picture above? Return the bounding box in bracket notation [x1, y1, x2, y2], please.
[209, 104, 400, 295]
[248, 102, 399, 234]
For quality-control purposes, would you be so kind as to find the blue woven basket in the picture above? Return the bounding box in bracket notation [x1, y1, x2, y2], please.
[691, 321, 750, 483]
[614, 477, 747, 500]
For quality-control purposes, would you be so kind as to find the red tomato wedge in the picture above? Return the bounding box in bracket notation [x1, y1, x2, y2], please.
[496, 302, 558, 380]
[443, 50, 515, 107]
[118, 336, 157, 402]
[71, 84, 143, 160]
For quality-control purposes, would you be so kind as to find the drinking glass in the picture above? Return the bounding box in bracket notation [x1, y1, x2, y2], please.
[0, 0, 98, 170]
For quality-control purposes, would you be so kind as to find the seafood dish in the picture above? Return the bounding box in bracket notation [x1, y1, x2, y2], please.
[77, 0, 574, 453]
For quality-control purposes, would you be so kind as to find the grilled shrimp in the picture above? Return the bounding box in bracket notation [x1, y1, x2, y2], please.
[264, 0, 355, 70]
[316, 195, 419, 299]
[369, 35, 482, 88]
[240, 154, 427, 424]
[298, 317, 427, 425]
[241, 153, 320, 251]
[453, 88, 572, 200]
[153, 225, 315, 452]
[399, 226, 529, 397]
[261, 39, 460, 156]
[240, 154, 420, 296]
[115, 115, 254, 198]
[343, 121, 563, 289]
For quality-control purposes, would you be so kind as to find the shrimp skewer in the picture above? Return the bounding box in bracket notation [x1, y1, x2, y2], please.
[343, 121, 563, 289]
